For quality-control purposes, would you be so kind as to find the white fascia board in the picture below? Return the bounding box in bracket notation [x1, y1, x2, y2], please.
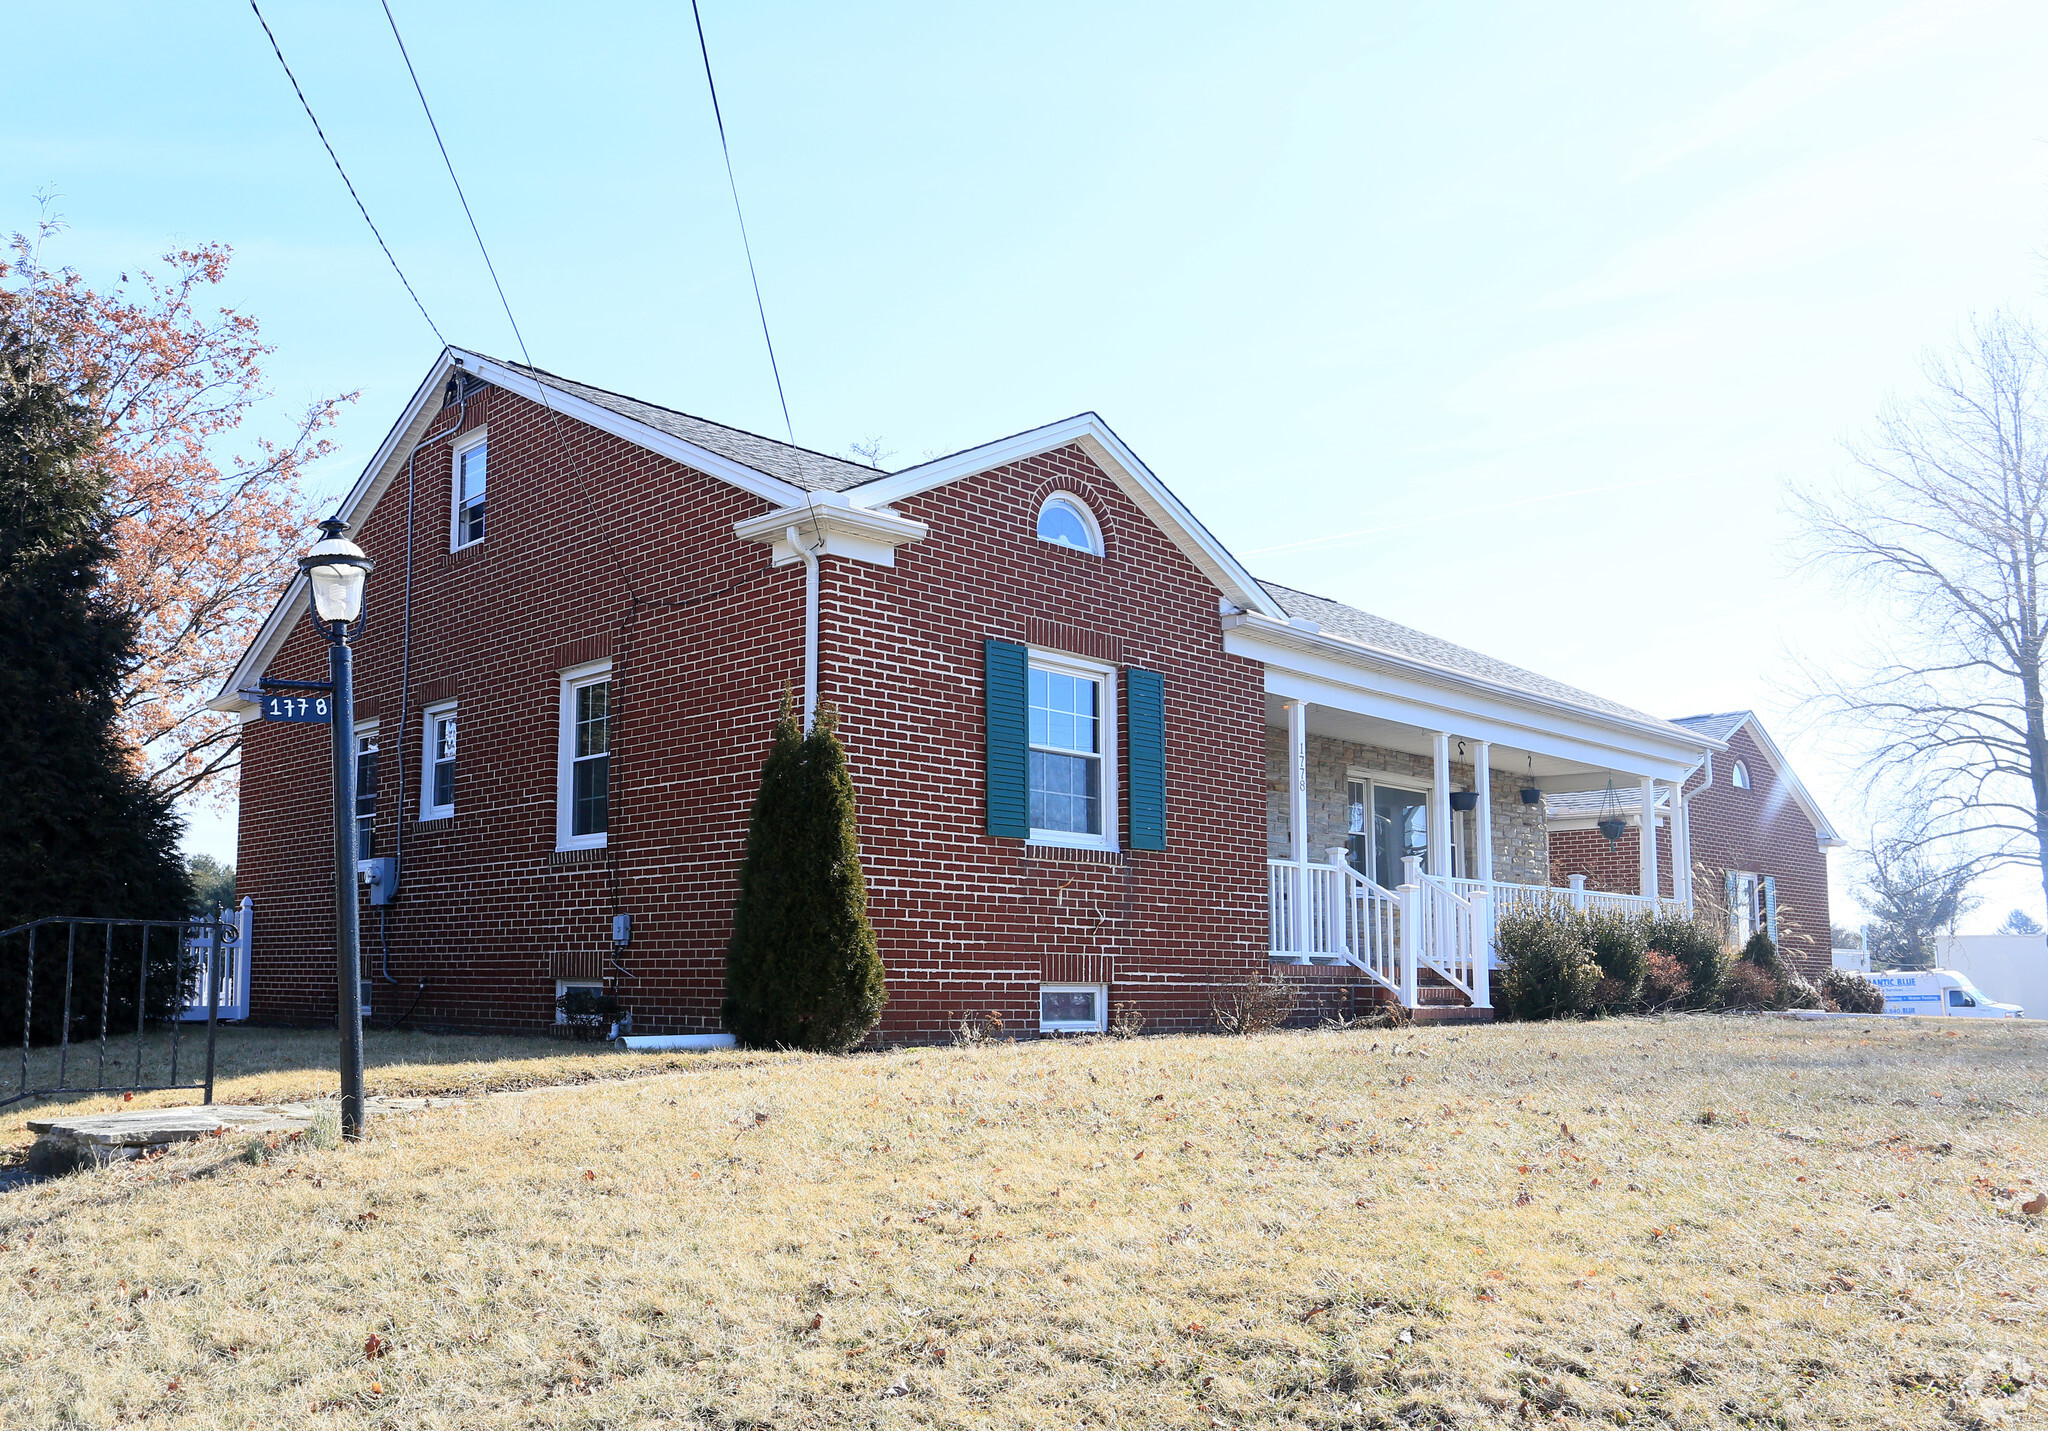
[1232, 616, 1714, 783]
[1717, 713, 1847, 849]
[851, 413, 1285, 619]
[206, 350, 465, 713]
[454, 352, 810, 509]
[731, 491, 930, 568]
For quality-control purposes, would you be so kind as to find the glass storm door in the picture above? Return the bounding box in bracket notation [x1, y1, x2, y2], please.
[1372, 785, 1428, 886]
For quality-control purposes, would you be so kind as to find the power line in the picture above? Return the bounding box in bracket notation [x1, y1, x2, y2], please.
[376, 0, 535, 377]
[246, 0, 446, 347]
[689, 0, 798, 451]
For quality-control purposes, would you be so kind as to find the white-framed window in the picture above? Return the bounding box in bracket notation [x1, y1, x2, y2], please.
[1027, 651, 1117, 850]
[353, 722, 380, 864]
[556, 660, 612, 850]
[1730, 760, 1751, 790]
[1039, 983, 1108, 1033]
[1035, 492, 1102, 556]
[1731, 871, 1760, 944]
[451, 428, 487, 550]
[421, 701, 457, 820]
[555, 980, 604, 1025]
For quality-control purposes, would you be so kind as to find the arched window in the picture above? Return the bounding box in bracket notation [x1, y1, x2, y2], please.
[1036, 493, 1102, 555]
[1731, 760, 1751, 790]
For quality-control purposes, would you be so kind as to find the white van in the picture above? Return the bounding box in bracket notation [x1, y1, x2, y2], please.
[1865, 969, 2024, 1019]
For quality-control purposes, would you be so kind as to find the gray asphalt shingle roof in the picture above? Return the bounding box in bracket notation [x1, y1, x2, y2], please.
[490, 357, 882, 493]
[1669, 711, 1751, 743]
[1259, 581, 1701, 735]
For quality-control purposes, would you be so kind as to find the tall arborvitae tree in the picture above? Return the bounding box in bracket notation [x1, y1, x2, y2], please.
[724, 699, 885, 1051]
[0, 320, 188, 1038]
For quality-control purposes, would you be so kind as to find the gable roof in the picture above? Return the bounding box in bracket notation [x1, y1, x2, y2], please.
[1670, 711, 1750, 743]
[1260, 582, 1706, 741]
[1670, 710, 1845, 849]
[492, 357, 880, 493]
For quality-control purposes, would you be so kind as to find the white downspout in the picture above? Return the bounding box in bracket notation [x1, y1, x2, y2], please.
[786, 523, 819, 731]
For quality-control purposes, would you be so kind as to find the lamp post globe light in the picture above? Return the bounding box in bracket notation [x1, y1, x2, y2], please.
[297, 517, 374, 1140]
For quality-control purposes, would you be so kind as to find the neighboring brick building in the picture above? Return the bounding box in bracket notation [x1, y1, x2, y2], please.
[213, 349, 1721, 1039]
[1547, 712, 1844, 976]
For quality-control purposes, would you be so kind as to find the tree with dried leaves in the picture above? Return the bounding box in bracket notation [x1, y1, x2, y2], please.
[0, 221, 351, 804]
[1795, 310, 2048, 912]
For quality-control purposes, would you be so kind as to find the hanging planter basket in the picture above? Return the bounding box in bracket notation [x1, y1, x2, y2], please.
[1595, 780, 1627, 847]
[1449, 791, 1480, 812]
[1519, 787, 1543, 805]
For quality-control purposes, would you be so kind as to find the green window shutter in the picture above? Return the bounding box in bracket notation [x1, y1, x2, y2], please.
[1126, 667, 1166, 850]
[1763, 876, 1778, 941]
[984, 639, 1028, 838]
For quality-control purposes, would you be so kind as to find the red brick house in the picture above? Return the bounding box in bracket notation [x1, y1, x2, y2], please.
[211, 349, 1724, 1040]
[1547, 712, 1844, 976]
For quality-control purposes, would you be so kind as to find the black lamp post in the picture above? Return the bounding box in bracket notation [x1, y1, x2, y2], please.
[298, 517, 374, 1141]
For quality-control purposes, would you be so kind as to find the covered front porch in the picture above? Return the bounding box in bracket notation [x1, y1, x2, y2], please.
[1227, 602, 1715, 1014]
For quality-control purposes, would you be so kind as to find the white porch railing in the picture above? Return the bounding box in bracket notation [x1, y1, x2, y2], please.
[179, 896, 251, 1022]
[1266, 852, 1405, 997]
[1416, 866, 1489, 1008]
[1450, 875, 1686, 922]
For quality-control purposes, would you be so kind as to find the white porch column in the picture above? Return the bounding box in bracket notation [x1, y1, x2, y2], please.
[1669, 779, 1692, 908]
[1287, 701, 1309, 865]
[1473, 740, 1494, 888]
[1638, 775, 1659, 901]
[1430, 731, 1452, 878]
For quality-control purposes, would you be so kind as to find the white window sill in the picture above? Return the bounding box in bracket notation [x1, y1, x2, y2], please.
[1027, 832, 1118, 853]
[556, 835, 609, 853]
[420, 810, 454, 823]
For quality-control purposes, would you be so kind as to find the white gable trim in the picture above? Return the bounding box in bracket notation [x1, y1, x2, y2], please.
[207, 347, 828, 714]
[853, 413, 1284, 619]
[1711, 713, 1847, 850]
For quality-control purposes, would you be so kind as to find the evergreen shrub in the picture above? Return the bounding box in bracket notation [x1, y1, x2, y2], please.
[1781, 972, 1825, 1011]
[724, 700, 886, 1052]
[1719, 961, 1781, 1011]
[1741, 931, 1786, 981]
[1645, 911, 1725, 1009]
[1821, 967, 1886, 1014]
[1493, 905, 1601, 1021]
[1585, 908, 1649, 1012]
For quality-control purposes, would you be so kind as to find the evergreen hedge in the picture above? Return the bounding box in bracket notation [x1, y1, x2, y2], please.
[724, 700, 886, 1051]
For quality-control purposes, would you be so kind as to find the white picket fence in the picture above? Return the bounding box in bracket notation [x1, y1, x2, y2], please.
[179, 896, 252, 1022]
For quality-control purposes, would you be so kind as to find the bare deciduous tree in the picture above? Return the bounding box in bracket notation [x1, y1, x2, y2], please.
[1795, 311, 2048, 909]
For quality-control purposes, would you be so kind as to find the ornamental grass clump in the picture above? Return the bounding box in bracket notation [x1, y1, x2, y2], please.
[724, 699, 886, 1053]
[1493, 905, 1601, 1021]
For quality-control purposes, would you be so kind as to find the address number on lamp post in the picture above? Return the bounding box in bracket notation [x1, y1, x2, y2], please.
[261, 693, 332, 723]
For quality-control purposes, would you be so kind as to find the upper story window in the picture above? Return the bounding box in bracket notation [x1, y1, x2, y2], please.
[1731, 760, 1751, 790]
[1035, 493, 1102, 556]
[422, 702, 457, 819]
[1028, 654, 1117, 849]
[353, 725, 379, 861]
[452, 431, 487, 550]
[557, 662, 612, 850]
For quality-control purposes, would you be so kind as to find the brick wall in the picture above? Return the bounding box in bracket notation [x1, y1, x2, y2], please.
[237, 385, 1301, 1040]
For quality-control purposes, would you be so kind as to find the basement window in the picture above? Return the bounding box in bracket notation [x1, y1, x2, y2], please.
[1039, 984, 1107, 1033]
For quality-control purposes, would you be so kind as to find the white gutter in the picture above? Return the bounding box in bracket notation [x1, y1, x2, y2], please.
[786, 521, 820, 730]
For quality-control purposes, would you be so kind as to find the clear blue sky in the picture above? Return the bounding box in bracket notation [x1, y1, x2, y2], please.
[9, 1, 2047, 928]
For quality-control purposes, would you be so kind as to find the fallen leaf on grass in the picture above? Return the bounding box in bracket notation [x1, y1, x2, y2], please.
[2022, 1193, 2047, 1215]
[364, 1333, 386, 1360]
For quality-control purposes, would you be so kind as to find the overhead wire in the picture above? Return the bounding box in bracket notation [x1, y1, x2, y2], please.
[246, 0, 446, 347]
[688, 0, 799, 451]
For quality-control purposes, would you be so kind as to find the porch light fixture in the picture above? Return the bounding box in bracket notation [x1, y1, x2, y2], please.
[299, 515, 373, 1141]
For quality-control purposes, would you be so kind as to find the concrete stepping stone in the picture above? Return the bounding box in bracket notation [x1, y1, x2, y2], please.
[22, 1095, 465, 1176]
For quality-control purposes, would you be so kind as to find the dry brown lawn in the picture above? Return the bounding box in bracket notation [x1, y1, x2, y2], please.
[0, 1016, 2042, 1428]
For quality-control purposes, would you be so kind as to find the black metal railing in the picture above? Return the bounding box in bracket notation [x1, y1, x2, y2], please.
[0, 916, 228, 1110]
